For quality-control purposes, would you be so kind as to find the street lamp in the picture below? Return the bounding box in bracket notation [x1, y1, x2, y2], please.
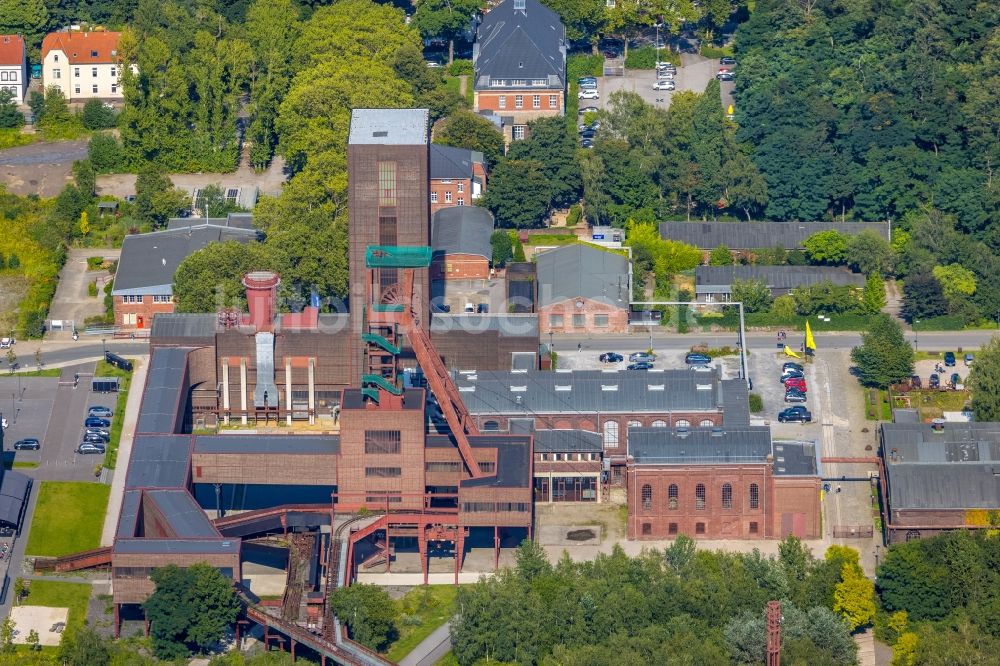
[913, 320, 920, 352]
[102, 337, 107, 358]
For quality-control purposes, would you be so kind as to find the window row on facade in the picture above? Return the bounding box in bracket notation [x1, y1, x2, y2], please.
[120, 294, 172, 303]
[430, 192, 464, 205]
[496, 94, 559, 110]
[0, 72, 19, 81]
[537, 452, 600, 461]
[639, 482, 760, 512]
[638, 521, 760, 536]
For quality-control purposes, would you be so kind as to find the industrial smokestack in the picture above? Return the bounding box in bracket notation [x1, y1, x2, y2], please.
[242, 271, 281, 332]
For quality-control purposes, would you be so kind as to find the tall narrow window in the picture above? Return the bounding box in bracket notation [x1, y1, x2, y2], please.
[695, 484, 706, 510]
[378, 162, 397, 206]
[603, 420, 619, 449]
[749, 483, 759, 509]
[641, 484, 652, 511]
[722, 483, 733, 509]
[668, 484, 678, 510]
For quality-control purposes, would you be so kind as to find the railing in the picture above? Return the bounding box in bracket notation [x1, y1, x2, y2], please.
[46, 546, 112, 572]
[212, 503, 331, 532]
[832, 525, 875, 539]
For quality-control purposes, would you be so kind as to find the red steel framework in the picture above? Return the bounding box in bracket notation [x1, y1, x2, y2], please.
[767, 600, 781, 666]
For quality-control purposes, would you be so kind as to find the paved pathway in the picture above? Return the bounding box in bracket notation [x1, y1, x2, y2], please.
[400, 621, 452, 666]
[100, 355, 148, 546]
[47, 248, 120, 340]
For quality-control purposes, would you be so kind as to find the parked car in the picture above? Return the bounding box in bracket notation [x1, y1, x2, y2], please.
[84, 428, 110, 441]
[929, 373, 940, 388]
[717, 72, 735, 81]
[964, 353, 974, 366]
[77, 443, 106, 455]
[950, 373, 961, 388]
[88, 406, 113, 418]
[685, 352, 712, 365]
[599, 352, 624, 363]
[82, 433, 108, 445]
[581, 138, 594, 149]
[910, 375, 922, 389]
[630, 352, 657, 363]
[578, 89, 600, 100]
[13, 438, 40, 450]
[0, 337, 14, 349]
[579, 80, 598, 90]
[720, 56, 737, 65]
[657, 69, 675, 79]
[580, 128, 597, 140]
[778, 406, 812, 423]
[653, 80, 676, 91]
[579, 106, 600, 114]
[628, 361, 654, 371]
[780, 369, 804, 381]
[782, 362, 803, 371]
[84, 417, 111, 428]
[944, 351, 956, 366]
[783, 377, 807, 392]
[476, 303, 489, 314]
[690, 364, 713, 373]
[784, 389, 807, 403]
[578, 76, 597, 85]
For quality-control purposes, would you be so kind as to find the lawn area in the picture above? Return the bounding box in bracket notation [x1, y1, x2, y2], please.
[26, 481, 110, 557]
[910, 389, 972, 421]
[435, 652, 459, 666]
[385, 585, 458, 663]
[522, 233, 580, 246]
[0, 128, 37, 150]
[20, 580, 92, 636]
[95, 359, 135, 469]
[12, 368, 62, 377]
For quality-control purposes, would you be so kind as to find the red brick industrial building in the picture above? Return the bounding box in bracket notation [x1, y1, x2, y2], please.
[430, 206, 494, 281]
[535, 244, 631, 335]
[429, 144, 487, 214]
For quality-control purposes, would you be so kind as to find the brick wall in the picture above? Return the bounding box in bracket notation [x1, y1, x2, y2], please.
[191, 452, 339, 486]
[114, 295, 175, 330]
[431, 253, 489, 280]
[772, 476, 821, 539]
[474, 90, 563, 118]
[430, 177, 473, 214]
[539, 297, 629, 334]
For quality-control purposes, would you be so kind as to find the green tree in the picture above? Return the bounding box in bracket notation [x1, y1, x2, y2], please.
[0, 89, 23, 129]
[174, 241, 272, 313]
[723, 151, 768, 221]
[803, 230, 849, 265]
[490, 229, 513, 268]
[772, 294, 796, 318]
[80, 100, 116, 130]
[932, 264, 977, 301]
[88, 134, 124, 173]
[850, 314, 914, 388]
[969, 336, 1000, 421]
[833, 563, 875, 631]
[0, 616, 14, 653]
[480, 159, 552, 228]
[731, 278, 772, 313]
[79, 211, 90, 237]
[411, 0, 483, 64]
[862, 273, 887, 315]
[135, 166, 188, 227]
[507, 117, 582, 208]
[901, 271, 948, 323]
[26, 628, 39, 651]
[194, 184, 247, 218]
[143, 563, 240, 659]
[434, 110, 505, 168]
[59, 626, 111, 666]
[512, 233, 526, 262]
[846, 230, 894, 277]
[329, 584, 398, 652]
[709, 245, 733, 265]
[72, 160, 96, 198]
[0, 0, 48, 45]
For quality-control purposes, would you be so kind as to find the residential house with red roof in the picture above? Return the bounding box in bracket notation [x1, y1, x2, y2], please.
[0, 35, 27, 104]
[42, 30, 125, 102]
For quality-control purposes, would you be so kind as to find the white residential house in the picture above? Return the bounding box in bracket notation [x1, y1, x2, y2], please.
[0, 35, 27, 104]
[42, 30, 126, 102]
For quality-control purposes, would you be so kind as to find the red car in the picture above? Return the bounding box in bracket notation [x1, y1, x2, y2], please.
[783, 377, 807, 392]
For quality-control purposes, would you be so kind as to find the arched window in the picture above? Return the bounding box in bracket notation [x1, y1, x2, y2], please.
[483, 420, 500, 431]
[641, 484, 652, 511]
[722, 483, 733, 509]
[627, 420, 642, 429]
[700, 419, 714, 427]
[652, 419, 667, 428]
[676, 419, 690, 428]
[749, 483, 759, 509]
[603, 420, 619, 449]
[695, 483, 706, 510]
[668, 484, 678, 510]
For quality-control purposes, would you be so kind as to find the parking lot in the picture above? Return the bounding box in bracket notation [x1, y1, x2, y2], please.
[0, 363, 117, 481]
[430, 278, 506, 314]
[555, 344, 744, 380]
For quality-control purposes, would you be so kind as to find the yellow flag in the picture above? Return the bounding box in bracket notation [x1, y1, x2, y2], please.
[784, 345, 801, 358]
[805, 320, 816, 351]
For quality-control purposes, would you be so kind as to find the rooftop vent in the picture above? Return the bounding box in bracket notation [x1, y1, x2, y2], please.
[555, 385, 571, 391]
[510, 385, 527, 392]
[372, 131, 388, 137]
[648, 384, 665, 391]
[601, 384, 618, 391]
[696, 383, 712, 391]
[458, 386, 475, 392]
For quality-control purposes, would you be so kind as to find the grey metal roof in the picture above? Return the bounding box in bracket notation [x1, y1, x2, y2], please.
[137, 347, 190, 434]
[145, 489, 219, 537]
[720, 379, 751, 426]
[696, 265, 865, 293]
[348, 109, 429, 146]
[430, 313, 539, 337]
[113, 224, 258, 295]
[534, 429, 602, 452]
[194, 434, 340, 455]
[430, 144, 482, 180]
[455, 369, 725, 415]
[166, 213, 255, 231]
[772, 440, 818, 476]
[432, 207, 494, 260]
[125, 435, 191, 488]
[0, 470, 30, 526]
[117, 490, 141, 537]
[150, 313, 217, 341]
[474, 0, 565, 90]
[535, 244, 629, 307]
[462, 434, 531, 488]
[881, 422, 1000, 509]
[113, 538, 238, 555]
[629, 426, 772, 465]
[511, 352, 536, 371]
[659, 221, 890, 250]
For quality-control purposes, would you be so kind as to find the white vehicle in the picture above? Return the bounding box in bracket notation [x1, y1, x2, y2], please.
[652, 80, 676, 91]
[0, 337, 13, 349]
[578, 89, 600, 100]
[657, 70, 675, 80]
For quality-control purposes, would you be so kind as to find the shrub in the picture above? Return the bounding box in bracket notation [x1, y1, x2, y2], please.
[567, 54, 603, 80]
[565, 204, 582, 227]
[748, 393, 763, 412]
[447, 59, 473, 76]
[88, 281, 98, 297]
[701, 45, 734, 59]
[625, 47, 679, 69]
[88, 133, 125, 173]
[80, 100, 116, 130]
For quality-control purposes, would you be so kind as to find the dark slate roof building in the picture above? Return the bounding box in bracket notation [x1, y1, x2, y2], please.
[695, 265, 866, 299]
[659, 221, 890, 250]
[535, 244, 629, 308]
[473, 0, 566, 91]
[432, 207, 494, 260]
[112, 224, 259, 297]
[430, 144, 484, 180]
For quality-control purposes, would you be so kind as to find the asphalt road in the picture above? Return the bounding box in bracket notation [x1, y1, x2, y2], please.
[2, 343, 148, 371]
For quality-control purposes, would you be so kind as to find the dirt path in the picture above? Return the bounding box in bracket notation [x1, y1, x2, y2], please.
[95, 156, 288, 199]
[0, 139, 88, 197]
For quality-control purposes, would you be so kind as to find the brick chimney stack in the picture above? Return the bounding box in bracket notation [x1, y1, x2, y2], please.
[242, 271, 281, 332]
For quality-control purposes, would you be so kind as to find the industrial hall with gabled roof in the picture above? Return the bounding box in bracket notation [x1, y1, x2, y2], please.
[50, 107, 824, 665]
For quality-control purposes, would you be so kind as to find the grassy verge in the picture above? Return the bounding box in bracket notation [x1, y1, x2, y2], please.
[13, 461, 39, 469]
[26, 481, 110, 557]
[912, 389, 971, 421]
[865, 389, 893, 421]
[19, 580, 92, 636]
[521, 233, 579, 246]
[435, 652, 460, 666]
[11, 368, 62, 377]
[0, 129, 37, 151]
[95, 359, 134, 469]
[385, 585, 459, 662]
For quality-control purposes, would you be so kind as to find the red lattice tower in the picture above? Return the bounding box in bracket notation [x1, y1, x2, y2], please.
[766, 600, 781, 666]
